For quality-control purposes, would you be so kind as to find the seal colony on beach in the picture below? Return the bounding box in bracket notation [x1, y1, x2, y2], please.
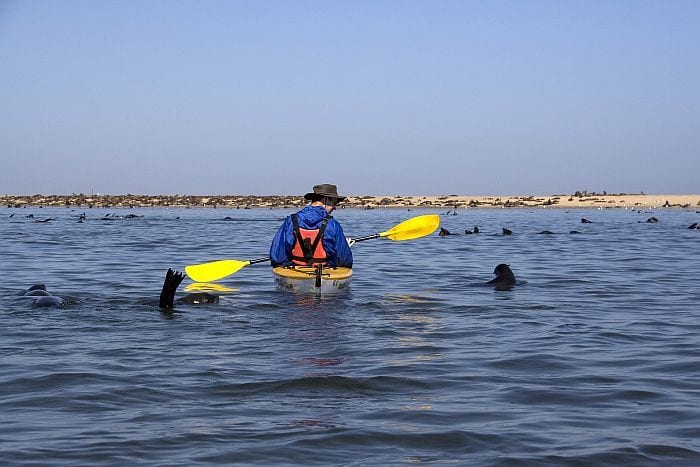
[3, 193, 699, 210]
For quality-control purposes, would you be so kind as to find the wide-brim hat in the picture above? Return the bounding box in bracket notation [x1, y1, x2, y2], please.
[304, 184, 347, 201]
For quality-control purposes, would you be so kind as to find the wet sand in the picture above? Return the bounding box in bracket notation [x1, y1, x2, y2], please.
[2, 193, 699, 210]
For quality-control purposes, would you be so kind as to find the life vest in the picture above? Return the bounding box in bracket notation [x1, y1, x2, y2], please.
[290, 213, 330, 266]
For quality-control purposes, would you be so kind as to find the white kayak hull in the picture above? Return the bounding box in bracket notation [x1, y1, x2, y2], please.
[273, 266, 352, 294]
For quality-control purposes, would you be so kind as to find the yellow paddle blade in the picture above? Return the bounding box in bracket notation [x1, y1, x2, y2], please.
[379, 214, 440, 241]
[185, 259, 251, 282]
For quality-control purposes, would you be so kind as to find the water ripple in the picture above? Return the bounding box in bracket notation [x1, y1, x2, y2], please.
[2, 207, 700, 465]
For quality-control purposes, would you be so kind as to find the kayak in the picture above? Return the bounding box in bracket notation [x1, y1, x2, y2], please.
[273, 266, 352, 294]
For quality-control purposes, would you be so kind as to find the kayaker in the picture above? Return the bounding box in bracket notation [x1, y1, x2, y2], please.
[270, 184, 353, 268]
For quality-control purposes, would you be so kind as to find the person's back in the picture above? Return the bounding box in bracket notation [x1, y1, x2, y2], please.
[270, 184, 353, 268]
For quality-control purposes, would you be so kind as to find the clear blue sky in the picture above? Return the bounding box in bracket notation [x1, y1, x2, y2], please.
[1, 1, 698, 196]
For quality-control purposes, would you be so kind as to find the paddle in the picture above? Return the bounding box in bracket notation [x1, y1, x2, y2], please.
[185, 214, 440, 282]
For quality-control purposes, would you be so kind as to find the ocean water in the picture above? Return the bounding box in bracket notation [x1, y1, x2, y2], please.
[2, 205, 699, 466]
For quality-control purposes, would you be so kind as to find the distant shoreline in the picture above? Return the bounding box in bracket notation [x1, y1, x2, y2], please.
[2, 193, 699, 210]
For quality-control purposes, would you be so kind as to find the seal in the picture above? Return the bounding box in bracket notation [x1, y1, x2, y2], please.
[19, 284, 65, 308]
[34, 295, 65, 308]
[438, 228, 458, 236]
[689, 223, 699, 229]
[487, 263, 516, 286]
[581, 218, 592, 224]
[159, 268, 219, 309]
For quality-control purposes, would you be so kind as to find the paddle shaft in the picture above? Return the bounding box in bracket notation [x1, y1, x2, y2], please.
[249, 256, 271, 265]
[351, 233, 381, 243]
[244, 236, 373, 266]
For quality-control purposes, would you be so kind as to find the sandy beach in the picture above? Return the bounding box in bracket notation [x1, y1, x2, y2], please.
[2, 193, 699, 210]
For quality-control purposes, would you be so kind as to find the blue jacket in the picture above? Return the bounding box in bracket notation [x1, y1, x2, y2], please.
[270, 206, 353, 268]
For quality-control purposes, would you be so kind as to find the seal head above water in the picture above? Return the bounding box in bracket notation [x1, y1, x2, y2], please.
[487, 264, 516, 286]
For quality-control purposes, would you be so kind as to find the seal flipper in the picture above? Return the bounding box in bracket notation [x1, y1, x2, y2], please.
[19, 283, 47, 295]
[159, 268, 185, 309]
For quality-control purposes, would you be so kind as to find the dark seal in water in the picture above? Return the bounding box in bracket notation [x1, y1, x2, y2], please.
[487, 264, 516, 286]
[19, 284, 65, 308]
[159, 269, 219, 309]
[438, 228, 458, 236]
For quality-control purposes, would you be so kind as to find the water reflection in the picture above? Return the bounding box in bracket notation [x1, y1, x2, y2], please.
[379, 293, 445, 367]
[184, 282, 238, 293]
